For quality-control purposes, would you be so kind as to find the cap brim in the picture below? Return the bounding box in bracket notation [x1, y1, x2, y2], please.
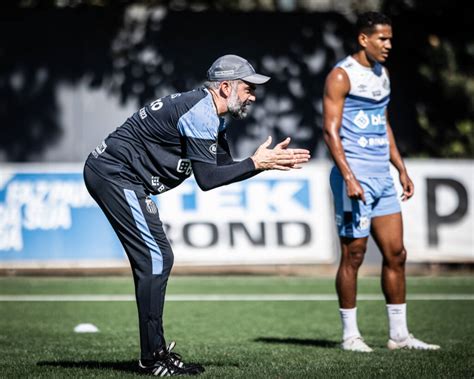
[241, 73, 271, 84]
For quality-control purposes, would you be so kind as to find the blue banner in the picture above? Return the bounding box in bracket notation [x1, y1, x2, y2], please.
[0, 170, 124, 262]
[0, 163, 338, 267]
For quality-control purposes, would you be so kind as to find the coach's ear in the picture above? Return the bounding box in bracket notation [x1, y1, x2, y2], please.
[219, 81, 232, 98]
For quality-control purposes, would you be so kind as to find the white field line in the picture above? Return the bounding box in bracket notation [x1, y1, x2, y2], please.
[0, 294, 473, 302]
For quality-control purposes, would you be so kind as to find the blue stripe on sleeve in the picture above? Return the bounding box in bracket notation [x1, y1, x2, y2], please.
[177, 94, 220, 139]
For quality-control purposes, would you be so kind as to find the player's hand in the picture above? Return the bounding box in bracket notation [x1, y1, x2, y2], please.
[399, 171, 414, 201]
[345, 177, 366, 204]
[251, 136, 310, 170]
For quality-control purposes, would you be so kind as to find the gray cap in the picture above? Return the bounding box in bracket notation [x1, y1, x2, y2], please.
[207, 54, 270, 84]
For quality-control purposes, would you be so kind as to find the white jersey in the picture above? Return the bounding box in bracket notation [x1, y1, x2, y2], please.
[336, 55, 391, 177]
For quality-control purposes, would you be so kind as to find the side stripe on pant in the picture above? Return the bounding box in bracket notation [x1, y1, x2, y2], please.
[124, 189, 163, 275]
[342, 180, 353, 212]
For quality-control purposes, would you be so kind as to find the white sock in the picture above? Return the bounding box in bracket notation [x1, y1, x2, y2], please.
[339, 307, 361, 341]
[387, 303, 409, 341]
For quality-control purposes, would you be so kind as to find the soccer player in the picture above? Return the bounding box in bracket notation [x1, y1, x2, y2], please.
[323, 12, 440, 352]
[83, 54, 310, 376]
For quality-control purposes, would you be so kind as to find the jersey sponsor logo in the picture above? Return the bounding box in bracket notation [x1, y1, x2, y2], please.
[92, 141, 107, 158]
[145, 197, 158, 215]
[170, 93, 181, 99]
[372, 90, 381, 97]
[368, 137, 388, 146]
[357, 84, 368, 93]
[177, 159, 192, 176]
[139, 107, 147, 119]
[353, 110, 386, 130]
[151, 176, 167, 193]
[370, 114, 386, 126]
[209, 143, 217, 154]
[151, 176, 160, 187]
[358, 137, 369, 148]
[357, 136, 388, 148]
[353, 110, 370, 129]
[156, 185, 167, 193]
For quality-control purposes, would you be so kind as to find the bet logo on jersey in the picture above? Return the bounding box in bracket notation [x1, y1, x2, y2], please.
[354, 110, 369, 129]
[177, 159, 192, 176]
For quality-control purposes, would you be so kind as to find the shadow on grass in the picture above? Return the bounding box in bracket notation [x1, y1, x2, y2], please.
[37, 360, 138, 374]
[255, 337, 339, 348]
[37, 359, 231, 373]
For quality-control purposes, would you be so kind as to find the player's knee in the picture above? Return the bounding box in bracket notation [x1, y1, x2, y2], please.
[347, 246, 366, 268]
[398, 248, 407, 265]
[385, 246, 407, 268]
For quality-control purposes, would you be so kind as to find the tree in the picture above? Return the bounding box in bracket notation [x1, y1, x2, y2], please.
[382, 0, 473, 157]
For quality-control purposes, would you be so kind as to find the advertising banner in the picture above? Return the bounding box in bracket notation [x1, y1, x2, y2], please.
[0, 163, 337, 267]
[395, 160, 473, 262]
[0, 164, 125, 267]
[0, 160, 472, 268]
[156, 163, 337, 265]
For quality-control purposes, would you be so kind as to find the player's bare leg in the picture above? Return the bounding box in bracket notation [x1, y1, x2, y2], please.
[337, 237, 369, 308]
[336, 237, 373, 352]
[371, 213, 440, 350]
[371, 213, 406, 304]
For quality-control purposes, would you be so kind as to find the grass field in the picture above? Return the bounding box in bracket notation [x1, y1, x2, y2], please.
[0, 275, 473, 378]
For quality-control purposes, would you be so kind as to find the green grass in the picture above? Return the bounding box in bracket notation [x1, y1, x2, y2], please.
[0, 276, 473, 378]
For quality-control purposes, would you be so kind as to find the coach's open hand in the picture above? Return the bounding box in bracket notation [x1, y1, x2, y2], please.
[251, 136, 311, 170]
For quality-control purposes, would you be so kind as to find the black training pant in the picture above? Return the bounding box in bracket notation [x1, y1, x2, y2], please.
[83, 163, 174, 361]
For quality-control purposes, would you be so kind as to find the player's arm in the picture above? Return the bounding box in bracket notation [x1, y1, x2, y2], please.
[323, 68, 366, 203]
[386, 112, 414, 201]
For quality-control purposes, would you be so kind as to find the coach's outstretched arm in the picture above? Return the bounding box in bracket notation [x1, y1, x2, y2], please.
[192, 136, 310, 191]
[251, 136, 309, 170]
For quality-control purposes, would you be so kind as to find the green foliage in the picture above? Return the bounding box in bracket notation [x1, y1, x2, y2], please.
[383, 0, 474, 158]
[418, 39, 474, 157]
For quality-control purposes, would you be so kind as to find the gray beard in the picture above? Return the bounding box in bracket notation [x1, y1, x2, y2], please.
[227, 88, 249, 120]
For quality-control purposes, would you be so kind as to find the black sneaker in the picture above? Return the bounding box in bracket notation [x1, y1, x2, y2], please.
[138, 358, 184, 376]
[163, 341, 205, 374]
[138, 342, 204, 376]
